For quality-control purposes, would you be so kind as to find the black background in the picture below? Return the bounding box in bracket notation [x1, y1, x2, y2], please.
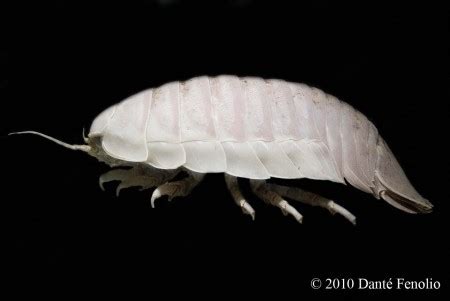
[2, 0, 448, 298]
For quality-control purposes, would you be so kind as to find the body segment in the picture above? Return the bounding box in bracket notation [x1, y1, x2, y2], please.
[92, 76, 344, 180]
[88, 77, 358, 184]
[87, 75, 432, 214]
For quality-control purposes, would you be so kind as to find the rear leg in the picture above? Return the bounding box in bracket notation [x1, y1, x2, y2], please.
[250, 180, 303, 223]
[267, 183, 356, 225]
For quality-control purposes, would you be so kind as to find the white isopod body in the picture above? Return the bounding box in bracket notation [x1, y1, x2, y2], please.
[12, 75, 433, 223]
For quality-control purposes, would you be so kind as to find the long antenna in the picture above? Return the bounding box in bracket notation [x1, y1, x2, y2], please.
[9, 131, 91, 152]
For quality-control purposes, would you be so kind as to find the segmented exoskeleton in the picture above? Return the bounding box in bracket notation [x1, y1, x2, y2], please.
[11, 75, 432, 224]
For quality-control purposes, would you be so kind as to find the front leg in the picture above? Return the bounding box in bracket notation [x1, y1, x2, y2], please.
[151, 170, 205, 208]
[99, 165, 178, 196]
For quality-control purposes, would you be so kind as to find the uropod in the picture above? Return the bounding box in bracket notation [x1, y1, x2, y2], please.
[11, 75, 433, 224]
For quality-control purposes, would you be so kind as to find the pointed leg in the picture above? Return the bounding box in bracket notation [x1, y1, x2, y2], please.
[266, 183, 356, 225]
[224, 174, 255, 220]
[250, 180, 303, 223]
[99, 169, 130, 191]
[115, 173, 166, 197]
[99, 165, 178, 196]
[115, 166, 178, 196]
[151, 171, 205, 208]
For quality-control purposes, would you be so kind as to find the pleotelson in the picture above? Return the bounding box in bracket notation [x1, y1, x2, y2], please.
[94, 75, 379, 186]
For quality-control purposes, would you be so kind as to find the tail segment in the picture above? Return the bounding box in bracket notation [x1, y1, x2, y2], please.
[372, 137, 432, 214]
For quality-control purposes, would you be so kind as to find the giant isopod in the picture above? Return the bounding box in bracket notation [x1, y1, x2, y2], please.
[11, 75, 433, 224]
